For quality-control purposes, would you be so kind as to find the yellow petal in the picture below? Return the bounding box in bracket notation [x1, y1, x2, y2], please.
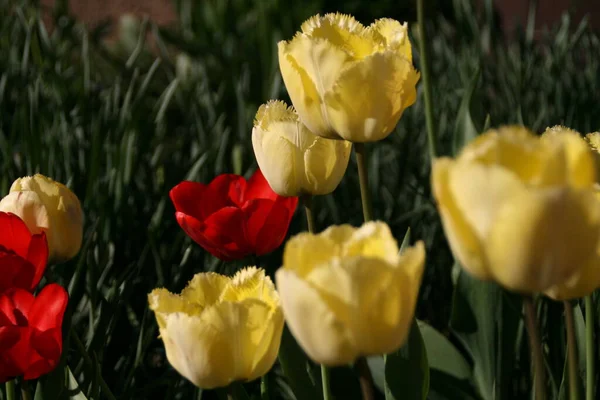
[282, 231, 339, 277]
[0, 191, 50, 235]
[323, 51, 419, 142]
[431, 159, 489, 279]
[368, 18, 412, 61]
[449, 161, 526, 241]
[220, 267, 280, 308]
[248, 308, 284, 381]
[276, 269, 355, 366]
[542, 126, 596, 187]
[180, 272, 230, 308]
[280, 34, 351, 136]
[148, 288, 199, 329]
[341, 221, 400, 265]
[304, 137, 351, 195]
[545, 250, 600, 300]
[486, 188, 600, 292]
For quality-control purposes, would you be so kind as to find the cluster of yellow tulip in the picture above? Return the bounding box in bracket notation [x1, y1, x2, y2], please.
[147, 11, 600, 399]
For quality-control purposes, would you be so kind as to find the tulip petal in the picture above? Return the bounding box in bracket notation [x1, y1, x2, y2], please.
[245, 169, 279, 202]
[174, 212, 231, 260]
[304, 137, 351, 195]
[341, 221, 400, 265]
[27, 284, 68, 332]
[278, 40, 339, 138]
[486, 188, 600, 292]
[431, 159, 489, 279]
[244, 199, 293, 256]
[276, 269, 355, 366]
[252, 127, 303, 196]
[0, 253, 35, 293]
[248, 308, 284, 381]
[0, 212, 34, 259]
[25, 232, 48, 290]
[170, 181, 209, 219]
[181, 273, 230, 307]
[203, 207, 250, 258]
[323, 51, 419, 142]
[220, 267, 279, 306]
[282, 232, 339, 277]
[369, 18, 412, 61]
[545, 249, 600, 300]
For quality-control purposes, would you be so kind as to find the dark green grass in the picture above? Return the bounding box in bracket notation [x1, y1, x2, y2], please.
[1, 0, 599, 398]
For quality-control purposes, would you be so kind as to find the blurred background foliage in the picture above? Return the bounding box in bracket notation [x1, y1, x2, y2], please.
[1, 0, 599, 398]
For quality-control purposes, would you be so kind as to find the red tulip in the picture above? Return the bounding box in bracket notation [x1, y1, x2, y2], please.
[170, 169, 298, 261]
[0, 212, 48, 293]
[0, 283, 68, 382]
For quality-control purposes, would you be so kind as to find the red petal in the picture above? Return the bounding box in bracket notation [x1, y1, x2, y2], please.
[170, 181, 208, 220]
[28, 284, 68, 331]
[203, 207, 252, 260]
[242, 199, 275, 250]
[25, 232, 48, 290]
[175, 212, 232, 260]
[0, 253, 35, 293]
[0, 326, 21, 350]
[205, 174, 247, 209]
[244, 169, 279, 201]
[30, 327, 62, 362]
[4, 289, 35, 323]
[0, 212, 32, 259]
[22, 358, 57, 381]
[252, 199, 295, 255]
[0, 326, 30, 378]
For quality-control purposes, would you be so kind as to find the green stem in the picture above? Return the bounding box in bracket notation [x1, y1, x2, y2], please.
[5, 380, 16, 400]
[564, 301, 580, 400]
[301, 195, 316, 233]
[524, 297, 547, 400]
[21, 382, 33, 400]
[356, 357, 375, 400]
[321, 363, 333, 400]
[585, 296, 595, 400]
[261, 373, 269, 400]
[301, 194, 331, 400]
[354, 143, 373, 222]
[416, 0, 437, 162]
[71, 328, 118, 400]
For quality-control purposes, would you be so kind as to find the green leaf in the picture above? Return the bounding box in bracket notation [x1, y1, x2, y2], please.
[452, 68, 481, 156]
[383, 319, 430, 400]
[450, 267, 521, 400]
[34, 366, 88, 400]
[278, 325, 320, 400]
[558, 303, 586, 400]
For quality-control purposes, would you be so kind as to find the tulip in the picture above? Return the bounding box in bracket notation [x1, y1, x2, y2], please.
[0, 284, 68, 382]
[432, 125, 600, 293]
[252, 100, 352, 196]
[0, 174, 83, 264]
[278, 13, 420, 142]
[275, 221, 425, 366]
[0, 212, 48, 293]
[170, 169, 298, 261]
[544, 128, 600, 300]
[148, 267, 284, 389]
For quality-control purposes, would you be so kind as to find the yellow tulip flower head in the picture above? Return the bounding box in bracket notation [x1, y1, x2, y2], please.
[0, 174, 83, 263]
[432, 126, 600, 293]
[543, 128, 600, 300]
[275, 221, 425, 366]
[252, 100, 352, 196]
[148, 267, 284, 389]
[278, 14, 420, 143]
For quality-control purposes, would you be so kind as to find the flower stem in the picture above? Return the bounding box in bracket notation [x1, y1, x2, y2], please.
[301, 194, 331, 400]
[321, 363, 333, 400]
[524, 297, 547, 400]
[261, 373, 269, 400]
[564, 300, 580, 400]
[356, 357, 375, 400]
[5, 380, 16, 400]
[417, 0, 437, 162]
[301, 195, 316, 233]
[585, 295, 595, 400]
[354, 143, 373, 222]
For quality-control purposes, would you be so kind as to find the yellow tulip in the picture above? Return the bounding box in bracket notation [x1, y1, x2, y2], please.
[278, 13, 419, 143]
[543, 128, 600, 300]
[0, 174, 83, 263]
[432, 125, 600, 293]
[148, 267, 284, 389]
[275, 221, 425, 366]
[252, 100, 352, 196]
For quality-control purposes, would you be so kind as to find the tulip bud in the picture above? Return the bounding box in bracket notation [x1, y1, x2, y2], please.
[276, 221, 425, 366]
[148, 267, 284, 389]
[0, 174, 83, 264]
[252, 100, 352, 196]
[432, 126, 600, 293]
[278, 14, 419, 142]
